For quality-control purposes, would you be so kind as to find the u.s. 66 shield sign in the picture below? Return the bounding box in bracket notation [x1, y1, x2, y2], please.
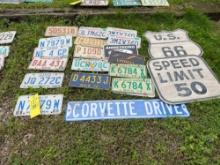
[148, 55, 220, 104]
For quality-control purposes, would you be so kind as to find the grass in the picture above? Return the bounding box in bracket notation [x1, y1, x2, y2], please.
[0, 11, 220, 164]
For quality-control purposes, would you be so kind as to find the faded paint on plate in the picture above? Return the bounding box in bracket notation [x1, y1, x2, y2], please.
[0, 46, 10, 57]
[107, 36, 141, 48]
[106, 27, 137, 38]
[0, 56, 5, 70]
[74, 37, 106, 47]
[78, 27, 107, 39]
[0, 31, 16, 44]
[81, 0, 109, 6]
[33, 47, 69, 58]
[141, 0, 169, 6]
[45, 26, 78, 37]
[108, 53, 144, 65]
[74, 45, 105, 59]
[38, 36, 72, 49]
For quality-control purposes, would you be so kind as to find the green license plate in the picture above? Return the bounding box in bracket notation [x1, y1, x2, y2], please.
[112, 78, 155, 97]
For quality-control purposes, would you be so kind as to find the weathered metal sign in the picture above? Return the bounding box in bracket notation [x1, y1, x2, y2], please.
[20, 72, 64, 89]
[0, 31, 16, 44]
[0, 56, 4, 70]
[107, 27, 137, 38]
[0, 46, 10, 57]
[14, 94, 63, 117]
[107, 36, 141, 48]
[45, 26, 78, 37]
[33, 47, 69, 58]
[108, 53, 145, 65]
[148, 56, 220, 104]
[24, 0, 53, 2]
[0, 0, 23, 4]
[71, 58, 109, 72]
[74, 37, 106, 47]
[112, 78, 155, 97]
[69, 72, 110, 90]
[78, 27, 107, 39]
[28, 57, 68, 71]
[80, 0, 109, 6]
[104, 45, 138, 58]
[74, 45, 104, 59]
[65, 99, 189, 121]
[38, 36, 72, 49]
[113, 0, 141, 6]
[141, 0, 169, 6]
[110, 63, 147, 78]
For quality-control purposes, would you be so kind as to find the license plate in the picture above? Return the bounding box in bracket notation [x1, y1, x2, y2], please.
[141, 0, 169, 6]
[28, 57, 68, 71]
[108, 53, 145, 65]
[33, 47, 69, 58]
[20, 72, 64, 89]
[71, 58, 109, 72]
[38, 36, 72, 49]
[113, 0, 141, 6]
[81, 0, 109, 6]
[106, 27, 137, 38]
[78, 27, 107, 39]
[0, 31, 16, 44]
[0, 0, 23, 4]
[110, 63, 147, 78]
[0, 56, 5, 70]
[107, 36, 141, 48]
[104, 45, 138, 58]
[0, 46, 10, 57]
[45, 26, 78, 37]
[74, 45, 105, 59]
[69, 72, 110, 90]
[112, 78, 155, 97]
[74, 37, 107, 47]
[14, 94, 63, 117]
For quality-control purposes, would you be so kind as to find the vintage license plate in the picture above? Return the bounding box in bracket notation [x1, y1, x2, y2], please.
[45, 26, 78, 37]
[104, 44, 138, 58]
[74, 37, 107, 47]
[141, 0, 169, 6]
[38, 36, 72, 49]
[148, 41, 203, 58]
[106, 27, 137, 38]
[108, 53, 144, 65]
[20, 72, 64, 89]
[113, 0, 141, 6]
[81, 0, 109, 6]
[28, 57, 68, 71]
[110, 63, 147, 78]
[107, 36, 141, 48]
[112, 78, 155, 97]
[0, 46, 10, 57]
[78, 27, 107, 39]
[0, 0, 23, 4]
[14, 94, 63, 117]
[69, 72, 110, 90]
[65, 99, 189, 121]
[74, 45, 105, 59]
[0, 31, 16, 44]
[0, 56, 5, 70]
[71, 58, 109, 72]
[33, 47, 69, 58]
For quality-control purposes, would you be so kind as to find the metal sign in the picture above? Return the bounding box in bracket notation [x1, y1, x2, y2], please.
[0, 56, 4, 70]
[74, 37, 106, 48]
[141, 0, 169, 6]
[24, 0, 53, 2]
[0, 0, 23, 4]
[81, 0, 109, 6]
[38, 36, 72, 49]
[45, 26, 78, 37]
[28, 57, 68, 71]
[71, 58, 109, 72]
[108, 53, 145, 65]
[33, 47, 69, 58]
[78, 27, 107, 39]
[0, 46, 10, 57]
[20, 72, 64, 89]
[113, 0, 141, 6]
[65, 99, 189, 121]
[107, 36, 141, 49]
[112, 78, 155, 97]
[74, 45, 104, 59]
[69, 72, 110, 90]
[104, 45, 138, 58]
[148, 56, 220, 104]
[106, 27, 137, 38]
[110, 63, 147, 78]
[14, 94, 63, 117]
[0, 31, 16, 44]
[148, 41, 203, 58]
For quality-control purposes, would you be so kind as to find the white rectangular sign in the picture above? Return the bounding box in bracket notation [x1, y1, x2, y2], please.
[106, 27, 137, 38]
[141, 0, 169, 6]
[38, 36, 72, 49]
[81, 0, 109, 6]
[0, 46, 10, 57]
[0, 31, 16, 44]
[78, 27, 107, 39]
[33, 47, 69, 58]
[107, 36, 141, 48]
[45, 26, 78, 37]
[74, 45, 104, 59]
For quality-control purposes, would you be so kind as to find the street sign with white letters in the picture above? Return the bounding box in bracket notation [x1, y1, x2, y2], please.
[74, 45, 105, 59]
[148, 55, 220, 104]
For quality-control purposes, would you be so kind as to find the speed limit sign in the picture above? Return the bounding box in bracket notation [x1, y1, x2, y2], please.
[147, 55, 220, 104]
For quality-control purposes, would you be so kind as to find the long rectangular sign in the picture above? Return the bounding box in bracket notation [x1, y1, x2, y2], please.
[65, 99, 190, 121]
[80, 0, 109, 6]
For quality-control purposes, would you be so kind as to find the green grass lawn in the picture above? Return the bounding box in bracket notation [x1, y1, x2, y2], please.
[0, 11, 220, 164]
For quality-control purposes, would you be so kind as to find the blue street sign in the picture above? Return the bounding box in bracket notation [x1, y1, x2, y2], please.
[65, 99, 190, 121]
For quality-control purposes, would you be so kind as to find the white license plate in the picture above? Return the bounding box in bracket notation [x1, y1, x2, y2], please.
[106, 27, 137, 38]
[78, 26, 107, 39]
[0, 46, 10, 57]
[74, 45, 105, 59]
[14, 94, 63, 116]
[33, 47, 69, 58]
[28, 57, 68, 71]
[20, 72, 64, 89]
[45, 26, 78, 37]
[38, 36, 72, 49]
[0, 56, 5, 70]
[107, 36, 141, 48]
[0, 31, 16, 44]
